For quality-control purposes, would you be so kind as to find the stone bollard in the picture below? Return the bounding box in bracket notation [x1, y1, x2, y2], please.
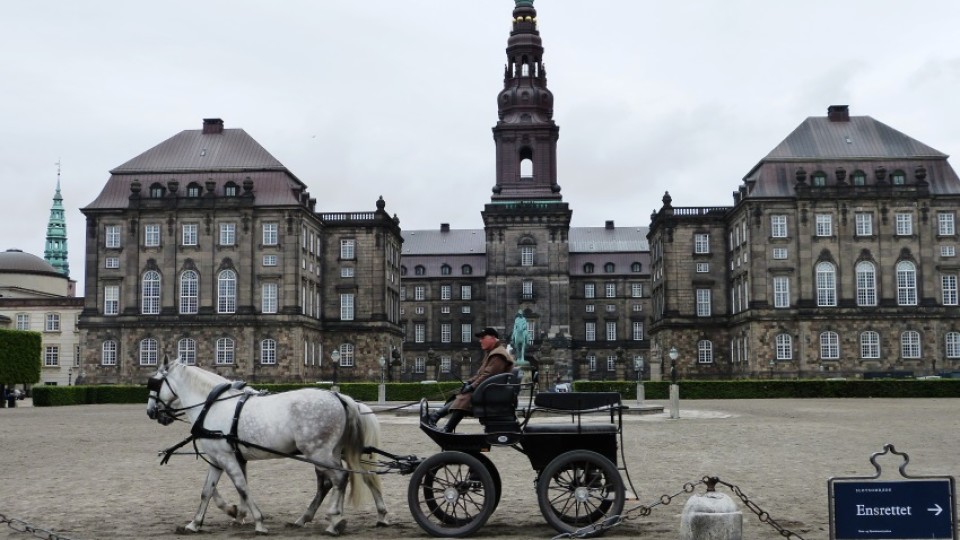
[680, 490, 742, 540]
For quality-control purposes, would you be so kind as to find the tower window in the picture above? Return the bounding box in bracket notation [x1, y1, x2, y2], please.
[519, 147, 534, 179]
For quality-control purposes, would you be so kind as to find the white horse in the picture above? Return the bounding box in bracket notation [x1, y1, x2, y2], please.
[146, 357, 389, 535]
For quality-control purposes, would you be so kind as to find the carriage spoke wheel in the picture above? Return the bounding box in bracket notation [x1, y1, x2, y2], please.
[408, 451, 496, 537]
[536, 450, 625, 538]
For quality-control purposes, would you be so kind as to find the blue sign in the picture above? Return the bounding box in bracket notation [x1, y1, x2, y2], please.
[831, 479, 955, 539]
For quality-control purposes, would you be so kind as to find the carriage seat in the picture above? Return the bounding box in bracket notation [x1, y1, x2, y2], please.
[471, 368, 522, 432]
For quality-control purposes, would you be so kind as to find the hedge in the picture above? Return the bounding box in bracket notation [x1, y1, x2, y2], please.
[31, 379, 960, 406]
[0, 328, 42, 385]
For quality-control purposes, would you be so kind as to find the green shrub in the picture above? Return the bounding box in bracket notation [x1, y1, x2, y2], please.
[0, 329, 42, 386]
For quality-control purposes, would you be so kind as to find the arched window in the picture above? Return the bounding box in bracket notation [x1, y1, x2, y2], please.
[179, 270, 199, 314]
[583, 263, 595, 274]
[216, 337, 234, 364]
[461, 264, 473, 275]
[178, 338, 197, 365]
[901, 330, 921, 358]
[697, 340, 713, 363]
[855, 261, 876, 306]
[338, 343, 355, 367]
[775, 334, 792, 360]
[820, 331, 840, 359]
[946, 332, 960, 358]
[101, 340, 118, 366]
[519, 147, 533, 179]
[415, 265, 426, 276]
[896, 261, 917, 306]
[217, 269, 237, 314]
[260, 339, 277, 365]
[142, 270, 161, 315]
[149, 183, 165, 198]
[440, 264, 451, 276]
[860, 331, 880, 359]
[139, 338, 158, 365]
[631, 262, 642, 273]
[186, 182, 202, 197]
[852, 170, 867, 186]
[604, 263, 615, 273]
[816, 262, 837, 307]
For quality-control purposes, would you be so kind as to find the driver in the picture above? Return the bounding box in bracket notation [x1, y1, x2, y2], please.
[428, 327, 514, 432]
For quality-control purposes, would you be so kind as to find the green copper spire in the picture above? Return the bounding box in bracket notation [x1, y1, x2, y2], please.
[44, 162, 69, 277]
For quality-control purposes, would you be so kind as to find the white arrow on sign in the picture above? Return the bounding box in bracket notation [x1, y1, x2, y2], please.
[928, 504, 943, 516]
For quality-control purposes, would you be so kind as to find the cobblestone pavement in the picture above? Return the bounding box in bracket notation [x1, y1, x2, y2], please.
[1, 398, 958, 539]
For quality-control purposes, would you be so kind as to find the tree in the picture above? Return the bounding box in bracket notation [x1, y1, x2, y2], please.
[0, 328, 42, 407]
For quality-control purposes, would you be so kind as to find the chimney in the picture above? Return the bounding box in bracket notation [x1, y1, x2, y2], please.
[202, 118, 224, 134]
[605, 220, 614, 230]
[827, 105, 849, 122]
[440, 223, 450, 233]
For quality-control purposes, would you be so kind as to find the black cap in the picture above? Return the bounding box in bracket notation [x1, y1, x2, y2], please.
[475, 327, 499, 339]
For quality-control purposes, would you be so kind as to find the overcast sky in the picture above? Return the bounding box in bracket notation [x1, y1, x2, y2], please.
[4, 1, 960, 294]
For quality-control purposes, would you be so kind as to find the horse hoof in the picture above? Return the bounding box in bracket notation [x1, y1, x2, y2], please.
[376, 520, 391, 527]
[175, 525, 198, 534]
[286, 521, 306, 529]
[226, 504, 239, 518]
[324, 519, 347, 536]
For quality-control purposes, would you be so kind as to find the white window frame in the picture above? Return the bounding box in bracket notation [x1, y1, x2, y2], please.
[460, 324, 472, 343]
[773, 276, 790, 308]
[15, 313, 29, 330]
[339, 344, 355, 367]
[901, 331, 921, 359]
[414, 286, 425, 301]
[605, 322, 617, 341]
[219, 223, 236, 246]
[775, 334, 792, 360]
[895, 213, 913, 236]
[182, 223, 198, 246]
[139, 338, 159, 366]
[178, 338, 196, 365]
[696, 288, 712, 317]
[855, 261, 877, 307]
[585, 322, 596, 342]
[414, 323, 425, 343]
[461, 285, 472, 300]
[260, 339, 277, 365]
[855, 213, 873, 236]
[697, 340, 713, 363]
[772, 248, 788, 260]
[694, 233, 710, 254]
[216, 338, 235, 365]
[631, 283, 642, 297]
[696, 262, 709, 273]
[217, 270, 237, 314]
[815, 214, 833, 237]
[770, 215, 787, 238]
[340, 293, 355, 321]
[105, 256, 120, 269]
[441, 285, 451, 300]
[584, 283, 595, 299]
[520, 246, 534, 266]
[142, 271, 161, 315]
[263, 255, 278, 266]
[144, 224, 161, 247]
[105, 225, 121, 248]
[340, 239, 355, 260]
[820, 331, 840, 360]
[102, 340, 118, 366]
[441, 323, 451, 343]
[605, 283, 616, 298]
[44, 345, 60, 367]
[860, 331, 880, 359]
[632, 322, 644, 341]
[816, 262, 837, 307]
[262, 282, 278, 313]
[104, 285, 120, 316]
[179, 271, 198, 314]
[939, 213, 956, 236]
[942, 246, 956, 257]
[946, 332, 960, 359]
[262, 223, 278, 246]
[896, 261, 917, 306]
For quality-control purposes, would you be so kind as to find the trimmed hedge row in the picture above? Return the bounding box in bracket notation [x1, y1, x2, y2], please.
[0, 328, 42, 385]
[31, 379, 960, 406]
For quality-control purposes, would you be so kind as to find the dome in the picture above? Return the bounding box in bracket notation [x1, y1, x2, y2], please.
[0, 249, 62, 277]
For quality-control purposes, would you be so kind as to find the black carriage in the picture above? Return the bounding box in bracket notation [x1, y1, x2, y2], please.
[406, 370, 637, 538]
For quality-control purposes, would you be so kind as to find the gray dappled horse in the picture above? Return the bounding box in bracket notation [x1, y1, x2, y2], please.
[146, 357, 389, 535]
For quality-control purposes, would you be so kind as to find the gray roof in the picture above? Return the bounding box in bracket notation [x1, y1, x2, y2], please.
[111, 128, 287, 174]
[0, 249, 62, 277]
[402, 229, 486, 255]
[569, 227, 649, 252]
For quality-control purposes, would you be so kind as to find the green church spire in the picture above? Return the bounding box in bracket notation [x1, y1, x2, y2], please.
[44, 161, 69, 277]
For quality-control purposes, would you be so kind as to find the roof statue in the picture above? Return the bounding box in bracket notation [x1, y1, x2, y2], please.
[511, 310, 529, 366]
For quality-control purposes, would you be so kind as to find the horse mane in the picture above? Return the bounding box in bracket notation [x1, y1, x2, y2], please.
[174, 360, 229, 392]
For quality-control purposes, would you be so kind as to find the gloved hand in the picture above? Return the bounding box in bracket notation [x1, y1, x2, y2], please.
[460, 383, 474, 394]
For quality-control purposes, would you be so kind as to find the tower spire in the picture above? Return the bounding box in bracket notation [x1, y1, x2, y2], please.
[44, 160, 69, 277]
[490, 0, 561, 201]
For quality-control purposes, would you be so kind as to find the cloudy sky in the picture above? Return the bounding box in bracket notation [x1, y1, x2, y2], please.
[4, 0, 960, 293]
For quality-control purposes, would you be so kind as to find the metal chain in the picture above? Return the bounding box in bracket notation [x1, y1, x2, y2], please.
[711, 476, 807, 539]
[0, 512, 77, 540]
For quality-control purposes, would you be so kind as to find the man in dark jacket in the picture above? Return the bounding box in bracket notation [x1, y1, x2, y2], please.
[428, 327, 515, 432]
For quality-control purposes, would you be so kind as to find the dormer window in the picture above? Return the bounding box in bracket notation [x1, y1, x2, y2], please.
[892, 171, 906, 185]
[604, 263, 615, 273]
[441, 264, 452, 276]
[224, 182, 238, 196]
[812, 172, 827, 187]
[583, 263, 595, 274]
[415, 265, 426, 276]
[149, 183, 165, 198]
[461, 264, 473, 275]
[631, 262, 642, 273]
[186, 183, 202, 197]
[852, 170, 866, 186]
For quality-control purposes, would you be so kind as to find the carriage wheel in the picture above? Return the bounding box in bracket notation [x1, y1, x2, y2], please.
[408, 451, 497, 537]
[536, 450, 625, 538]
[469, 452, 501, 512]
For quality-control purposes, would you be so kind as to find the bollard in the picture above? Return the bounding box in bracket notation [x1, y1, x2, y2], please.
[669, 383, 680, 419]
[680, 490, 742, 540]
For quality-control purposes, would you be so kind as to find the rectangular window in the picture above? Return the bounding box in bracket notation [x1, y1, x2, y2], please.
[182, 224, 198, 246]
[632, 322, 644, 341]
[399, 286, 406, 301]
[820, 333, 840, 360]
[44, 346, 59, 367]
[461, 305, 471, 314]
[815, 214, 833, 237]
[340, 267, 354, 278]
[441, 323, 451, 343]
[219, 223, 236, 246]
[694, 233, 710, 254]
[461, 324, 472, 343]
[585, 322, 596, 342]
[605, 304, 616, 312]
[441, 285, 451, 300]
[15, 314, 29, 330]
[631, 283, 642, 297]
[340, 239, 355, 259]
[105, 257, 120, 269]
[606, 356, 617, 372]
[340, 293, 354, 320]
[414, 357, 425, 373]
[942, 274, 958, 306]
[414, 323, 425, 343]
[105, 225, 121, 248]
[939, 213, 956, 236]
[861, 333, 880, 359]
[144, 224, 161, 247]
[522, 280, 534, 299]
[696, 262, 709, 273]
[441, 305, 450, 314]
[605, 283, 616, 298]
[587, 355, 597, 372]
[855, 213, 873, 236]
[262, 283, 278, 313]
[773, 276, 790, 308]
[461, 285, 472, 300]
[772, 248, 788, 260]
[605, 322, 617, 341]
[262, 223, 278, 245]
[102, 341, 118, 366]
[262, 255, 278, 267]
[104, 285, 120, 315]
[520, 246, 534, 266]
[584, 283, 595, 299]
[770, 215, 788, 238]
[696, 289, 711, 317]
[895, 213, 913, 236]
[585, 304, 595, 313]
[414, 286, 425, 301]
[415, 306, 425, 315]
[45, 313, 60, 332]
[942, 246, 956, 257]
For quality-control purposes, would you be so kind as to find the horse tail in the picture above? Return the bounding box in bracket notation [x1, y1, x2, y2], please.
[356, 401, 383, 502]
[337, 394, 373, 507]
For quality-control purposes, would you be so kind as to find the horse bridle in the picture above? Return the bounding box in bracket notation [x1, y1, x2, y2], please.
[147, 370, 185, 425]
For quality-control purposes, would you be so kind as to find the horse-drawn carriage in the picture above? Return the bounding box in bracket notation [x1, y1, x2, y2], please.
[147, 359, 637, 538]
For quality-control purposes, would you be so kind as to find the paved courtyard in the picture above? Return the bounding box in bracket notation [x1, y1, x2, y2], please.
[1, 398, 958, 539]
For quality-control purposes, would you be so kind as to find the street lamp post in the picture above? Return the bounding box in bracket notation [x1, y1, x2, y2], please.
[634, 355, 645, 405]
[668, 346, 679, 419]
[378, 355, 386, 404]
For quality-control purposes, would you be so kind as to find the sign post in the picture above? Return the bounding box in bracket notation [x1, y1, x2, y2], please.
[829, 444, 956, 540]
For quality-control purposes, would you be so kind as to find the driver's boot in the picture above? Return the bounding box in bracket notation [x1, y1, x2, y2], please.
[428, 402, 451, 427]
[442, 411, 464, 433]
